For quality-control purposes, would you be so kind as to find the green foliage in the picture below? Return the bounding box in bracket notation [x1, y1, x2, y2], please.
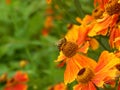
[0, 0, 65, 90]
[0, 0, 95, 90]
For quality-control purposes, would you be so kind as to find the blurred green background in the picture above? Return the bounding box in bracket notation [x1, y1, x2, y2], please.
[0, 0, 95, 90]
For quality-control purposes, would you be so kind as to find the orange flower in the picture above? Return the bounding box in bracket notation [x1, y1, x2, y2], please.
[74, 51, 120, 90]
[48, 83, 67, 90]
[4, 71, 28, 90]
[56, 25, 97, 84]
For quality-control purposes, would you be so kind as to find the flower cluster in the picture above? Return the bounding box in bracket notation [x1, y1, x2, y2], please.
[0, 71, 28, 90]
[55, 0, 120, 90]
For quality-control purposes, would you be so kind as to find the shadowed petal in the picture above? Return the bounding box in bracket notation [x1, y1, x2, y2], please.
[74, 54, 97, 70]
[64, 58, 79, 84]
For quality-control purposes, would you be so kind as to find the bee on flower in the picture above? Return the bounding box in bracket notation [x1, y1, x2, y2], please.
[55, 24, 97, 85]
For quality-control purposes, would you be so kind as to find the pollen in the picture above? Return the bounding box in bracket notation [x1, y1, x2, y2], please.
[92, 7, 104, 19]
[62, 42, 78, 58]
[105, 0, 120, 15]
[77, 67, 94, 84]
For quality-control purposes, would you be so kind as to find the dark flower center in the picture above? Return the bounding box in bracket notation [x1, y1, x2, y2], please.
[77, 67, 94, 84]
[62, 42, 78, 58]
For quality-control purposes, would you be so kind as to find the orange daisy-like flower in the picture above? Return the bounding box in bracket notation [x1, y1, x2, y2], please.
[74, 51, 120, 90]
[88, 13, 118, 37]
[56, 24, 97, 85]
[48, 82, 67, 90]
[90, 0, 120, 37]
[4, 71, 28, 90]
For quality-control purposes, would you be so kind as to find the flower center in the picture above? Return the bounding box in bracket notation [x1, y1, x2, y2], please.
[77, 67, 94, 84]
[62, 42, 78, 58]
[92, 7, 104, 19]
[105, 0, 120, 15]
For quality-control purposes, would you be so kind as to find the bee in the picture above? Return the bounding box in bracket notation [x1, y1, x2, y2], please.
[56, 37, 67, 51]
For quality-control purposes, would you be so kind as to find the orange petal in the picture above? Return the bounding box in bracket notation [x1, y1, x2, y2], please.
[73, 84, 82, 90]
[95, 51, 120, 73]
[89, 38, 99, 50]
[74, 54, 97, 70]
[93, 69, 117, 87]
[93, 51, 120, 87]
[88, 14, 118, 37]
[109, 27, 120, 50]
[104, 78, 116, 87]
[74, 82, 96, 90]
[4, 84, 27, 90]
[88, 82, 96, 90]
[94, 0, 109, 9]
[82, 15, 94, 25]
[64, 58, 79, 84]
[94, 51, 110, 72]
[78, 41, 89, 53]
[77, 26, 88, 45]
[14, 71, 28, 82]
[54, 83, 66, 90]
[65, 25, 79, 43]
